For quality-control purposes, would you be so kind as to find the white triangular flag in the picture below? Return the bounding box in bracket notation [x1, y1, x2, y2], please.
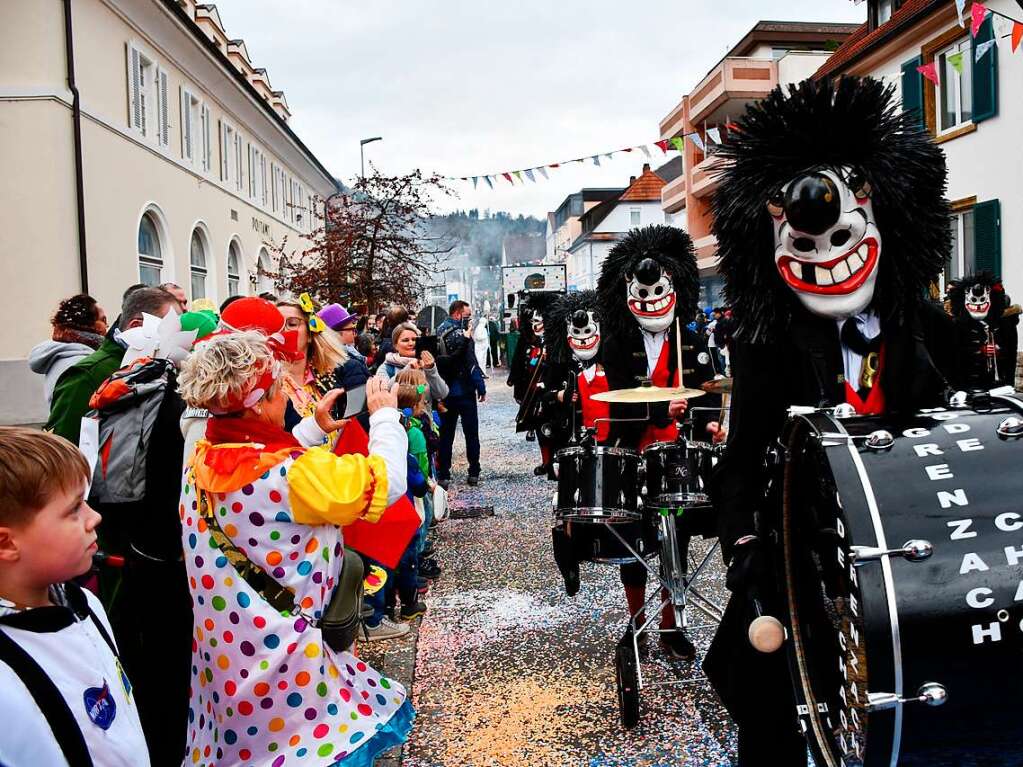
[639, 145, 651, 158]
[537, 167, 549, 180]
[975, 39, 996, 61]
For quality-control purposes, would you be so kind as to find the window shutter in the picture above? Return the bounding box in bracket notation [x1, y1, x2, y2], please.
[972, 16, 998, 123]
[202, 105, 212, 171]
[973, 199, 1001, 274]
[158, 68, 170, 147]
[126, 44, 142, 131]
[219, 121, 227, 180]
[180, 88, 192, 161]
[900, 55, 924, 129]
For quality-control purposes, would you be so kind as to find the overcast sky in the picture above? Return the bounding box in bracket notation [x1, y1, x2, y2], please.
[212, 1, 866, 218]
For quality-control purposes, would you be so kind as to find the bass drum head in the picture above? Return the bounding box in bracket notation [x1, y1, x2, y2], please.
[781, 416, 871, 767]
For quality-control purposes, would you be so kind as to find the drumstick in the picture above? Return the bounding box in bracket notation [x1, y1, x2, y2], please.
[675, 317, 684, 389]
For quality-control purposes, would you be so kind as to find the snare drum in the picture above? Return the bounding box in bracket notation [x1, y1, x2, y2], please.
[778, 396, 1023, 766]
[641, 440, 712, 509]
[554, 446, 642, 523]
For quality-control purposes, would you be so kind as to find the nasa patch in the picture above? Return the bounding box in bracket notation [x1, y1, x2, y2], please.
[83, 681, 116, 730]
[697, 352, 710, 365]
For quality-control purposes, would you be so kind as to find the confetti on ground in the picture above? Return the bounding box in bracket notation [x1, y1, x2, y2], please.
[373, 370, 738, 766]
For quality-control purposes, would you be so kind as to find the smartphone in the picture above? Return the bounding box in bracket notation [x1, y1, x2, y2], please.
[330, 390, 349, 421]
[414, 335, 439, 359]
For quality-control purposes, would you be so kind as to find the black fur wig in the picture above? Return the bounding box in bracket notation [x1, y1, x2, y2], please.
[595, 224, 699, 339]
[711, 76, 950, 341]
[546, 290, 601, 367]
[516, 290, 560, 347]
[948, 271, 1009, 320]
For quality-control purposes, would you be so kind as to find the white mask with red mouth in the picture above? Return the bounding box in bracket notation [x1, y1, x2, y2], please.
[566, 309, 601, 362]
[771, 167, 881, 320]
[626, 259, 676, 333]
[530, 315, 545, 337]
[965, 284, 992, 321]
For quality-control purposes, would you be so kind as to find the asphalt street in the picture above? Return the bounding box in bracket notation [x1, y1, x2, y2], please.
[364, 368, 738, 767]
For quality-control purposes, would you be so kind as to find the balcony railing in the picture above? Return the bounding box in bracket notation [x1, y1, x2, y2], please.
[688, 57, 777, 125]
[661, 174, 687, 213]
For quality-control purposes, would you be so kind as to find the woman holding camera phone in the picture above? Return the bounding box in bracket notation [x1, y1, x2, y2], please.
[375, 322, 449, 412]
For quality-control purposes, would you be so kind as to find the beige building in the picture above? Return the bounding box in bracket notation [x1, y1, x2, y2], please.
[0, 0, 338, 424]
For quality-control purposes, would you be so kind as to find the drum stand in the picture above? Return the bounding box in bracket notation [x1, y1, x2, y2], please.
[604, 512, 724, 729]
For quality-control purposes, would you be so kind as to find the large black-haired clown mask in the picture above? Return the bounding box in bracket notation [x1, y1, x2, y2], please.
[965, 283, 992, 321]
[771, 167, 881, 320]
[566, 309, 601, 362]
[626, 258, 676, 332]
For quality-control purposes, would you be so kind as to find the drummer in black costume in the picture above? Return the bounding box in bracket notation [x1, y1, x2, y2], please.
[508, 292, 560, 477]
[596, 225, 720, 659]
[705, 77, 959, 765]
[948, 271, 1019, 390]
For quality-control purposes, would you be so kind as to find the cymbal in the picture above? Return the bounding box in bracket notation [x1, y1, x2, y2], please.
[701, 377, 733, 394]
[591, 385, 706, 403]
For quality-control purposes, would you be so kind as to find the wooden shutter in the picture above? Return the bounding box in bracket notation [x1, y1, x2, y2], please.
[973, 199, 1001, 275]
[972, 16, 998, 123]
[180, 87, 192, 161]
[202, 105, 212, 171]
[900, 55, 924, 129]
[219, 121, 228, 180]
[157, 68, 170, 147]
[126, 43, 142, 131]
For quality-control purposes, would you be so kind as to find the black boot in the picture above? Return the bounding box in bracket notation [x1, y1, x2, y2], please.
[551, 526, 580, 597]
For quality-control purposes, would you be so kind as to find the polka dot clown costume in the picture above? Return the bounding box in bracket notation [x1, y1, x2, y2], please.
[180, 412, 413, 764]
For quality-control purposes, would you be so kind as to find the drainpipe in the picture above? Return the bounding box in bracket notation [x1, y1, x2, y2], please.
[63, 0, 89, 293]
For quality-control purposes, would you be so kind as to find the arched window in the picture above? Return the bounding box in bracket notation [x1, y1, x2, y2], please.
[257, 248, 274, 294]
[190, 229, 208, 299]
[138, 213, 164, 285]
[227, 241, 241, 296]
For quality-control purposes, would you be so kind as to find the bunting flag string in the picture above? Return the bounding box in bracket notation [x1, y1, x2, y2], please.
[441, 128, 722, 188]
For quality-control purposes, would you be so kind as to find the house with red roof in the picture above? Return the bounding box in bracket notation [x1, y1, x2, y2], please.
[817, 0, 1020, 294]
[564, 163, 668, 290]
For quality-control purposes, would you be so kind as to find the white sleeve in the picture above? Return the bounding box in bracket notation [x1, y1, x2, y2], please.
[367, 407, 408, 504]
[291, 415, 328, 447]
[375, 365, 390, 381]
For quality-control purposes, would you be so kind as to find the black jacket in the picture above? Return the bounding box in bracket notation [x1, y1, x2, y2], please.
[601, 323, 718, 449]
[710, 301, 958, 558]
[954, 310, 1019, 389]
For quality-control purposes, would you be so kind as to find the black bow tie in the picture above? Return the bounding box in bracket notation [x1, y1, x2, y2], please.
[841, 318, 881, 355]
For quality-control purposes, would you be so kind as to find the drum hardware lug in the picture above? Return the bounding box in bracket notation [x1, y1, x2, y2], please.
[949, 390, 969, 408]
[864, 430, 895, 451]
[866, 682, 947, 713]
[850, 539, 933, 564]
[996, 416, 1023, 439]
[833, 403, 857, 419]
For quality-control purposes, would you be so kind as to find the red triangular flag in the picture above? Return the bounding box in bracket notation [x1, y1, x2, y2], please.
[971, 2, 988, 37]
[548, 163, 560, 168]
[501, 172, 513, 184]
[1013, 21, 1023, 52]
[917, 61, 940, 86]
[726, 121, 741, 132]
[654, 139, 670, 153]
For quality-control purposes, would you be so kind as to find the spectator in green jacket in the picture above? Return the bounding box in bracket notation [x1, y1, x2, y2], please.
[45, 286, 180, 444]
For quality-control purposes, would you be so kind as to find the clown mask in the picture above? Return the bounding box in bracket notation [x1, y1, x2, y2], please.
[965, 284, 992, 321]
[566, 309, 601, 362]
[530, 313, 545, 337]
[770, 167, 881, 320]
[626, 257, 676, 332]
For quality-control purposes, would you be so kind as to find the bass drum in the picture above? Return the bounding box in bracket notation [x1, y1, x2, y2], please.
[779, 397, 1023, 767]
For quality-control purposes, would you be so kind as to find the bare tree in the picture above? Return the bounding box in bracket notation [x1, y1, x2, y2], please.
[271, 168, 455, 313]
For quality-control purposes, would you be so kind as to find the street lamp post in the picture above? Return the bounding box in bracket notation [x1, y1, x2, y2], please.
[360, 136, 382, 177]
